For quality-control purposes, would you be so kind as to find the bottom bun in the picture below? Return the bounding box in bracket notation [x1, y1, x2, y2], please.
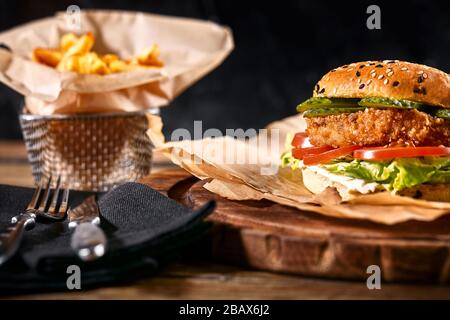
[301, 167, 450, 202]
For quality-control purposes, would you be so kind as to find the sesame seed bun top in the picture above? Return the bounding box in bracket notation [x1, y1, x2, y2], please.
[313, 60, 450, 108]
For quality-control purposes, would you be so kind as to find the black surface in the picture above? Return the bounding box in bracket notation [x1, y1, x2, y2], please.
[0, 0, 449, 140]
[0, 182, 214, 294]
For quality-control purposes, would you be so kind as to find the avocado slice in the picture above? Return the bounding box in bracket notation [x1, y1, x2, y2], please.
[303, 107, 366, 117]
[431, 109, 450, 119]
[358, 97, 425, 109]
[296, 97, 360, 113]
[297, 96, 449, 119]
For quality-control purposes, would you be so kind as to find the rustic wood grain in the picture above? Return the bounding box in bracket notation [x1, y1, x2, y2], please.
[142, 169, 450, 284]
[9, 261, 450, 300]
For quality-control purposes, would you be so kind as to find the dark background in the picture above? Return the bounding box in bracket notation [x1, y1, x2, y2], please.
[0, 0, 449, 140]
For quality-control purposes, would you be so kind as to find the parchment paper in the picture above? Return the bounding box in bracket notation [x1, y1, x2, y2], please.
[0, 10, 233, 114]
[153, 115, 450, 225]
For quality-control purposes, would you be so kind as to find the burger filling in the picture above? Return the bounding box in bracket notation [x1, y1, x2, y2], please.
[306, 108, 449, 147]
[282, 97, 450, 193]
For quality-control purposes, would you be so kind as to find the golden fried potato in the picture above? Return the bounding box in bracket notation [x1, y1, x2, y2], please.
[32, 32, 163, 75]
[32, 48, 63, 67]
[64, 32, 94, 57]
[109, 60, 147, 73]
[57, 53, 110, 75]
[56, 55, 78, 72]
[84, 53, 110, 75]
[102, 54, 119, 65]
[132, 44, 164, 67]
[60, 33, 79, 52]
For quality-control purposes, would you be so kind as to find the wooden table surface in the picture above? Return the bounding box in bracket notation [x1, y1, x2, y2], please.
[2, 140, 450, 300]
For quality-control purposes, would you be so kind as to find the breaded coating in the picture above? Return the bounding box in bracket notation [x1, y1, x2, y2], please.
[306, 108, 450, 147]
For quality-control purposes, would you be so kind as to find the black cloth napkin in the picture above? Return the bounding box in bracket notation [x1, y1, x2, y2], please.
[0, 182, 215, 294]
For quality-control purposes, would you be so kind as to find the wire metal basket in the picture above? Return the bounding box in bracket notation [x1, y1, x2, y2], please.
[19, 110, 157, 192]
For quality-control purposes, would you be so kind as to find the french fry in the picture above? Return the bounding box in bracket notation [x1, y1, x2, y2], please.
[102, 54, 119, 65]
[109, 60, 147, 73]
[57, 55, 79, 73]
[56, 32, 96, 72]
[32, 48, 63, 67]
[60, 33, 79, 52]
[33, 32, 163, 74]
[56, 55, 72, 72]
[57, 53, 111, 75]
[132, 44, 164, 67]
[64, 32, 94, 57]
[83, 53, 110, 75]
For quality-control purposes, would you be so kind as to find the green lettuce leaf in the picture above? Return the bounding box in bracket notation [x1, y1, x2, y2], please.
[281, 147, 450, 193]
[279, 131, 450, 193]
[323, 157, 450, 192]
[280, 150, 302, 170]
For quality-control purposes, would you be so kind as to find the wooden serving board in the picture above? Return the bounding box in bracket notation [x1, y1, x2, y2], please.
[141, 168, 450, 283]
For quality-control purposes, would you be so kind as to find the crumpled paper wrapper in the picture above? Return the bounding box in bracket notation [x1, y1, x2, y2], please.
[0, 10, 233, 114]
[152, 115, 450, 225]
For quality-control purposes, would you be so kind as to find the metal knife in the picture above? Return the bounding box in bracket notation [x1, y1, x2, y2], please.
[68, 196, 107, 262]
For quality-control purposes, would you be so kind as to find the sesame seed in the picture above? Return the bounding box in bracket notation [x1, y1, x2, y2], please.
[386, 68, 393, 73]
[387, 71, 394, 77]
[359, 65, 365, 69]
[413, 86, 426, 95]
[375, 64, 383, 68]
[367, 79, 372, 85]
[356, 71, 361, 77]
[347, 68, 353, 72]
[359, 84, 365, 89]
[422, 87, 427, 94]
[401, 67, 408, 71]
[371, 72, 376, 78]
[358, 78, 362, 84]
[333, 88, 337, 94]
[378, 75, 384, 79]
[331, 69, 336, 72]
[418, 70, 424, 75]
[342, 65, 348, 68]
[423, 73, 428, 79]
[392, 81, 399, 87]
[384, 79, 389, 85]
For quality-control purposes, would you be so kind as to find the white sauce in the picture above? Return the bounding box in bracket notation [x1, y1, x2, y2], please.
[306, 164, 381, 194]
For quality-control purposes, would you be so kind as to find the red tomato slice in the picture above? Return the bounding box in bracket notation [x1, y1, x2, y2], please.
[303, 146, 361, 165]
[291, 132, 312, 148]
[292, 146, 333, 160]
[354, 146, 450, 160]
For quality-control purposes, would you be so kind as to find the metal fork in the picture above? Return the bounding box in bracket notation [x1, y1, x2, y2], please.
[0, 175, 69, 266]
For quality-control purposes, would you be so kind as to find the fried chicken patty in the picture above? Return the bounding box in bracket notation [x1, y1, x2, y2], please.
[306, 108, 450, 147]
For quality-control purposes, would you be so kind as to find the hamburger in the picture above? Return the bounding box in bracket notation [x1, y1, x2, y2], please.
[282, 60, 450, 201]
